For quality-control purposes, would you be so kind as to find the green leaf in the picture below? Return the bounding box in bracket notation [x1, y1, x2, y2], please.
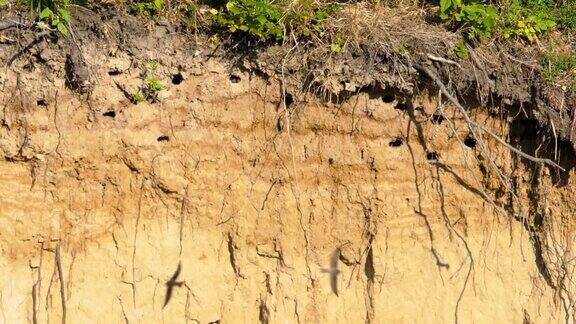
[56, 22, 68, 35]
[454, 41, 468, 60]
[57, 8, 70, 23]
[330, 43, 341, 54]
[131, 92, 145, 103]
[153, 0, 163, 12]
[39, 7, 53, 20]
[256, 16, 266, 25]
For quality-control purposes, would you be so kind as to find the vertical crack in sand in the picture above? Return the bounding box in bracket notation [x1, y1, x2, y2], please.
[179, 186, 189, 257]
[55, 243, 66, 324]
[31, 242, 44, 324]
[131, 179, 146, 308]
[364, 245, 375, 324]
[227, 232, 245, 280]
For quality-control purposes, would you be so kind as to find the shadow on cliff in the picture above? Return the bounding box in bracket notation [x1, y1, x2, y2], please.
[508, 116, 576, 295]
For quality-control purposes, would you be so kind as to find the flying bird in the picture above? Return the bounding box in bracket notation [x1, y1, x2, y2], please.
[163, 262, 184, 308]
[321, 248, 341, 296]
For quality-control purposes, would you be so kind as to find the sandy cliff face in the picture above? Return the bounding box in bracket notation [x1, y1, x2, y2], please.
[1, 15, 576, 323]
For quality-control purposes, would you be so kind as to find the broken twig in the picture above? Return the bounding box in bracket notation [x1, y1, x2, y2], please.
[427, 54, 462, 69]
[0, 19, 27, 31]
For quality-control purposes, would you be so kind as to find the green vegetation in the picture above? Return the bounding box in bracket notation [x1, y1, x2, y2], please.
[131, 0, 164, 16]
[542, 53, 576, 90]
[439, 0, 575, 41]
[518, 0, 576, 31]
[208, 0, 341, 41]
[12, 0, 575, 42]
[146, 75, 164, 93]
[395, 45, 411, 57]
[330, 36, 343, 54]
[209, 0, 284, 41]
[300, 3, 342, 36]
[183, 2, 198, 28]
[146, 60, 160, 72]
[129, 61, 164, 103]
[131, 92, 146, 104]
[453, 40, 469, 60]
[501, 0, 556, 41]
[203, 0, 575, 42]
[439, 0, 498, 40]
[28, 0, 71, 35]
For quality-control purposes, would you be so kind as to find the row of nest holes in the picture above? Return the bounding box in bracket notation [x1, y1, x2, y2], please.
[101, 114, 476, 149]
[101, 110, 170, 142]
[107, 69, 187, 85]
[388, 135, 477, 149]
[382, 93, 479, 150]
[89, 89, 478, 151]
[391, 101, 447, 125]
[383, 94, 446, 125]
[107, 69, 244, 87]
[174, 73, 243, 85]
[327, 151, 440, 165]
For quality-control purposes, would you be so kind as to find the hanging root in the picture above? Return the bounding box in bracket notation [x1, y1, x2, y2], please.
[413, 63, 565, 172]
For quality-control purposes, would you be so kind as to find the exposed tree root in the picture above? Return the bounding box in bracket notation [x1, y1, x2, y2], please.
[414, 63, 564, 172]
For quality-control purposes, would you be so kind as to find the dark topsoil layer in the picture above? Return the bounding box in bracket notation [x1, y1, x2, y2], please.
[1, 4, 575, 158]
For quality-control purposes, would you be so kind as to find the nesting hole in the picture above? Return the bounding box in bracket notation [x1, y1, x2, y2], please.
[382, 93, 395, 103]
[284, 92, 294, 108]
[103, 110, 116, 118]
[108, 68, 122, 76]
[157, 135, 170, 142]
[415, 106, 426, 113]
[229, 74, 241, 83]
[394, 102, 408, 111]
[388, 137, 404, 147]
[426, 151, 439, 161]
[431, 113, 444, 124]
[464, 135, 477, 148]
[36, 99, 47, 106]
[172, 72, 184, 85]
[328, 158, 334, 165]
